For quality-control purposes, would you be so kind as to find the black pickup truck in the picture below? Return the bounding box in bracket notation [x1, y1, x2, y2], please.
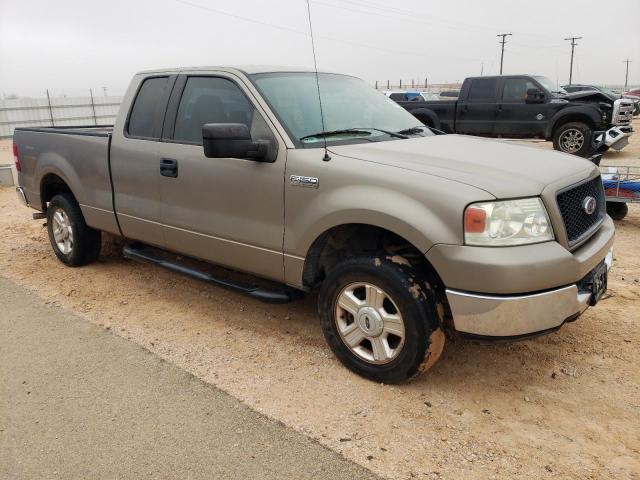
[395, 75, 634, 157]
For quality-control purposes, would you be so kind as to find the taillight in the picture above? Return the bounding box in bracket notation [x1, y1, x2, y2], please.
[13, 141, 21, 172]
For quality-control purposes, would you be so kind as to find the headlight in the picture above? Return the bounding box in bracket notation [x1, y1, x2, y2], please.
[464, 198, 554, 246]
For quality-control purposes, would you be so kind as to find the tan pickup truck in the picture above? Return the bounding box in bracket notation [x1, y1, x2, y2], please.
[13, 66, 614, 383]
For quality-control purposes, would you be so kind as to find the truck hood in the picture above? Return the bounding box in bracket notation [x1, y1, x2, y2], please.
[329, 134, 596, 198]
[563, 90, 616, 103]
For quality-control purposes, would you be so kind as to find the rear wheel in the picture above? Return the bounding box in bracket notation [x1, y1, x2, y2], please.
[47, 193, 101, 266]
[553, 122, 593, 157]
[319, 256, 445, 384]
[606, 202, 628, 220]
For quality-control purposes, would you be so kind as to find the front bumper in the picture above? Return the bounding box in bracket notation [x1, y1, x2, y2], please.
[446, 247, 613, 338]
[595, 125, 634, 151]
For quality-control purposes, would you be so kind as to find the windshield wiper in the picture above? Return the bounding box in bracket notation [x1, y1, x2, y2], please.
[300, 127, 407, 141]
[397, 126, 427, 135]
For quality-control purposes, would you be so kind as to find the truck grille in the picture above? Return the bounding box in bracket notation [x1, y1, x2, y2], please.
[556, 176, 606, 247]
[612, 99, 634, 126]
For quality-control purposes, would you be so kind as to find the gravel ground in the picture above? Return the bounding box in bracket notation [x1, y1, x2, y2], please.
[1, 137, 639, 479]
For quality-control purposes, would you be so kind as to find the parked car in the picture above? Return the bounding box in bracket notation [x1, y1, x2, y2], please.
[563, 84, 640, 116]
[394, 75, 634, 157]
[624, 88, 640, 97]
[14, 66, 614, 383]
[383, 91, 423, 102]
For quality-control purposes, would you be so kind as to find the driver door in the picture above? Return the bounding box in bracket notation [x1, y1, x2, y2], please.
[156, 73, 287, 282]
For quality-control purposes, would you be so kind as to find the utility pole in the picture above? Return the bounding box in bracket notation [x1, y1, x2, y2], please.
[624, 59, 632, 89]
[564, 36, 582, 85]
[496, 33, 512, 75]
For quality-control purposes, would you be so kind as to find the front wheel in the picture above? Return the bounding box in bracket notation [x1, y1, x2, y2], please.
[606, 202, 628, 220]
[47, 193, 102, 266]
[552, 122, 593, 157]
[318, 256, 445, 384]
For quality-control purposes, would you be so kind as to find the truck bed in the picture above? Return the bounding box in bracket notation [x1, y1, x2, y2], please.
[394, 100, 457, 133]
[13, 125, 117, 235]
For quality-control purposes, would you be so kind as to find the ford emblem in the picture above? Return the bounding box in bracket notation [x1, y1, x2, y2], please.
[582, 196, 597, 215]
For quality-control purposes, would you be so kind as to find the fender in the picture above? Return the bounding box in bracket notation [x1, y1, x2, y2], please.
[545, 105, 602, 139]
[36, 153, 85, 210]
[283, 181, 482, 287]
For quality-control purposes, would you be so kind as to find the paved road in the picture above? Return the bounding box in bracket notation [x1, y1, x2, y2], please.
[0, 276, 379, 480]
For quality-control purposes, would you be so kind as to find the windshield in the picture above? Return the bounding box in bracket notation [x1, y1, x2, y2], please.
[251, 73, 433, 146]
[534, 76, 566, 95]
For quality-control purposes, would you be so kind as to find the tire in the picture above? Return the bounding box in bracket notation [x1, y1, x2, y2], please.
[318, 256, 445, 384]
[606, 202, 628, 221]
[47, 193, 101, 267]
[552, 122, 593, 157]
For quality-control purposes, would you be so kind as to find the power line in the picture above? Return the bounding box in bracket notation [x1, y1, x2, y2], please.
[497, 33, 512, 75]
[564, 36, 582, 85]
[171, 0, 478, 62]
[624, 59, 632, 89]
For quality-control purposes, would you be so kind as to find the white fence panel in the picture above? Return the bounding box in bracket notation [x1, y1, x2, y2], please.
[0, 96, 122, 138]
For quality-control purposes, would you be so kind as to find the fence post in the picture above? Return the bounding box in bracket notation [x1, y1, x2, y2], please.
[46, 89, 55, 127]
[89, 88, 98, 125]
[387, 80, 390, 89]
[425, 77, 428, 88]
[399, 79, 402, 88]
[375, 80, 378, 90]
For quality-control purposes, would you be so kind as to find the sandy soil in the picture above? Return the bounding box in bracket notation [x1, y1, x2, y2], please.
[1, 138, 639, 479]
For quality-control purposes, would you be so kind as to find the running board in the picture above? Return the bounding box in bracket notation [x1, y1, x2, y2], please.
[122, 244, 300, 304]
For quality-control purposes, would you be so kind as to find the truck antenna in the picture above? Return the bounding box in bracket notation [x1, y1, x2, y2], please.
[305, 0, 331, 162]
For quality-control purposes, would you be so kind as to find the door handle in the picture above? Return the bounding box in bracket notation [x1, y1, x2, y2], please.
[160, 158, 178, 178]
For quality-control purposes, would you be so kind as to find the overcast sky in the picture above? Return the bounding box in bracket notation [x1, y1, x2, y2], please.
[1, 0, 638, 97]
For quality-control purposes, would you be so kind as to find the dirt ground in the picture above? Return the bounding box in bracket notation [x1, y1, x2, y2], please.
[1, 137, 639, 479]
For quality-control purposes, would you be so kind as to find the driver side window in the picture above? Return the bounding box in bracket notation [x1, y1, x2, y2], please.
[173, 76, 274, 146]
[502, 78, 537, 102]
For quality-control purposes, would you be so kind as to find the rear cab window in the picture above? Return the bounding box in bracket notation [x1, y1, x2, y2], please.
[126, 76, 171, 139]
[466, 78, 498, 101]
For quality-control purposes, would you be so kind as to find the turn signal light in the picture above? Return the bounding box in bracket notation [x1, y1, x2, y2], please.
[464, 206, 486, 233]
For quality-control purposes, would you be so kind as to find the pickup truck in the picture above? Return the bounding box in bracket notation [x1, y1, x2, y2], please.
[14, 66, 614, 383]
[395, 74, 634, 157]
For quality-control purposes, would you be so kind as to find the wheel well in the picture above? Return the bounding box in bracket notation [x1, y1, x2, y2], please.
[551, 114, 595, 138]
[303, 224, 454, 333]
[302, 224, 436, 287]
[415, 114, 435, 128]
[40, 174, 73, 209]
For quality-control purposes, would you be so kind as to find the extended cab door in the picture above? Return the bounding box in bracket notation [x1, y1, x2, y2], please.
[456, 77, 499, 135]
[155, 73, 286, 282]
[110, 74, 177, 248]
[494, 77, 548, 137]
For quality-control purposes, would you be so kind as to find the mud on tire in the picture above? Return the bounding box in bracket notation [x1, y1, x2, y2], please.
[318, 255, 445, 384]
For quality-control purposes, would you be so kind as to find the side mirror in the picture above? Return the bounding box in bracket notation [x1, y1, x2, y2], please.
[202, 123, 271, 162]
[525, 88, 545, 104]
